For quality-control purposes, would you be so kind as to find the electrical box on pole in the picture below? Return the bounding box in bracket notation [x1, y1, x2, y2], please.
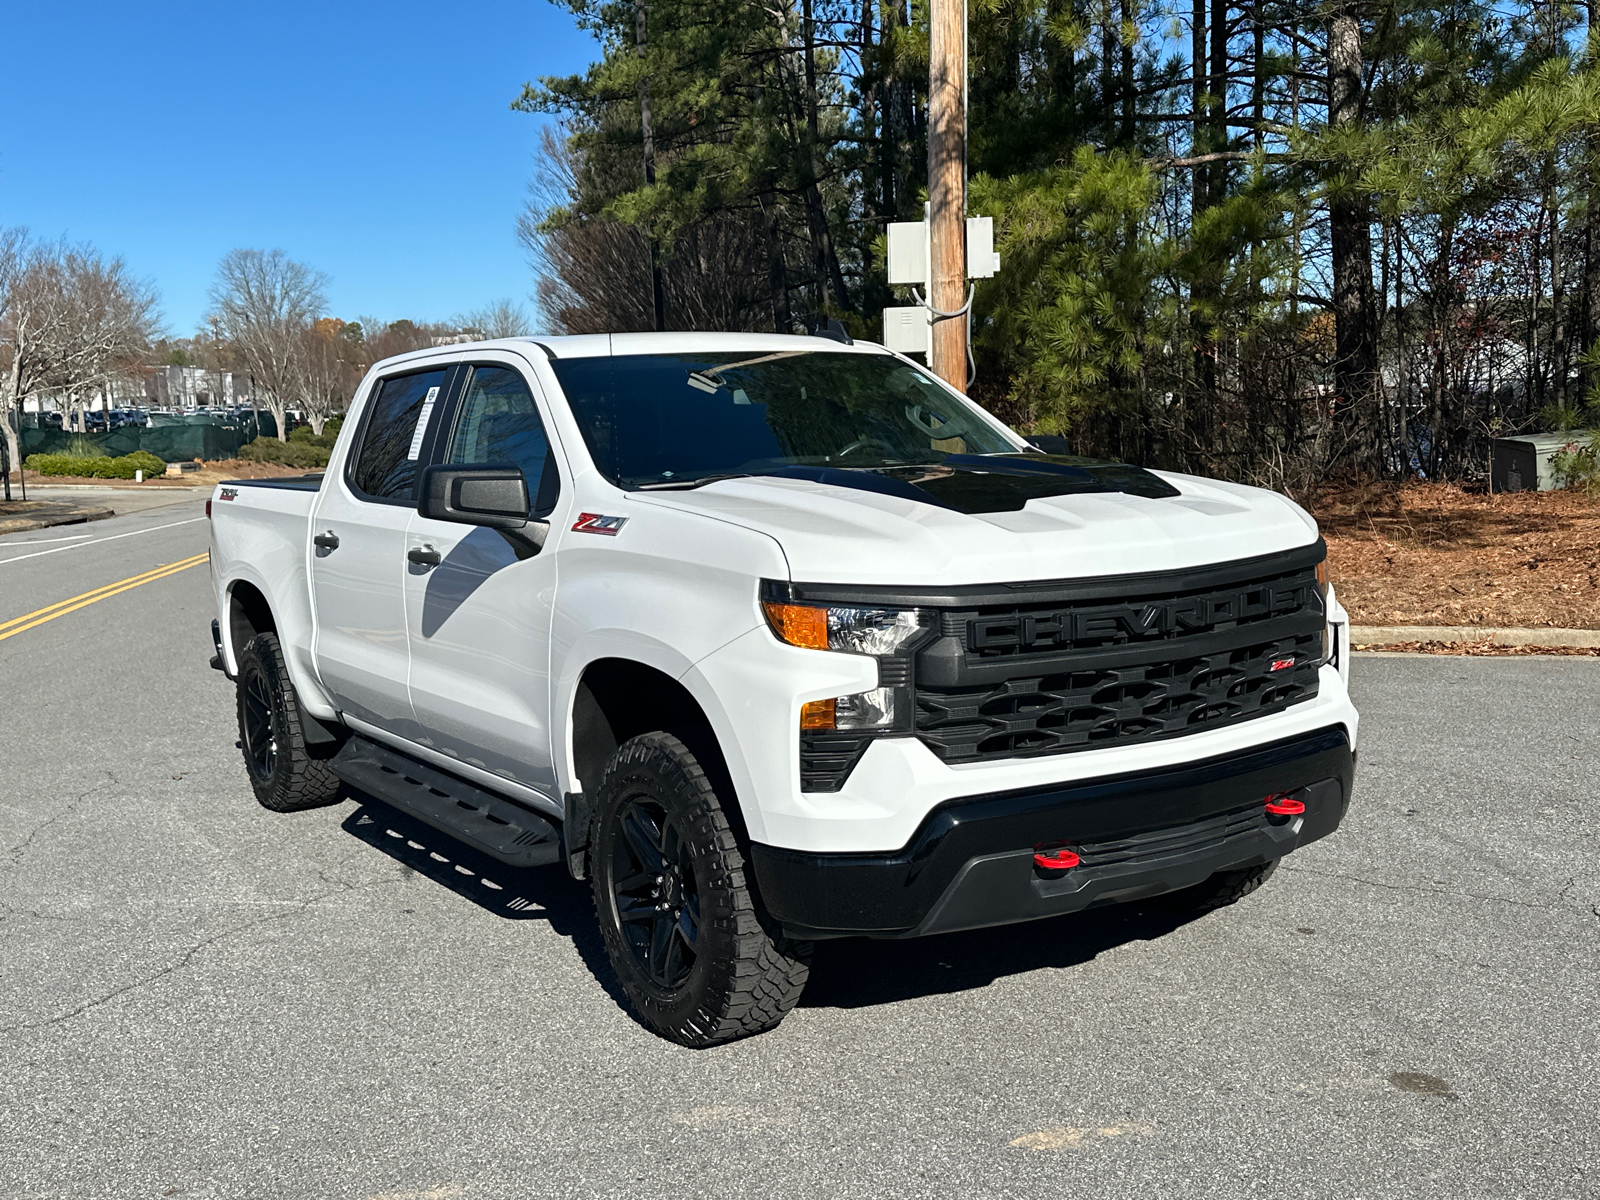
[882, 216, 1000, 355]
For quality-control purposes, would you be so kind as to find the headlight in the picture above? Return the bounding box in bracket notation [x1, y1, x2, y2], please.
[761, 595, 927, 732]
[762, 600, 923, 655]
[1316, 558, 1333, 666]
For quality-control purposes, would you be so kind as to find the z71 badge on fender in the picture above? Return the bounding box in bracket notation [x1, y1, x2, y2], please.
[571, 512, 627, 535]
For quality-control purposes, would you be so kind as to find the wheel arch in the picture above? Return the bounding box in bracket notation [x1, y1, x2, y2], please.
[564, 656, 749, 878]
[224, 576, 343, 746]
[226, 579, 276, 668]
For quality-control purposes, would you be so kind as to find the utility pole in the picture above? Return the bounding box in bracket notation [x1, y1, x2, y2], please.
[635, 0, 666, 333]
[927, 0, 968, 392]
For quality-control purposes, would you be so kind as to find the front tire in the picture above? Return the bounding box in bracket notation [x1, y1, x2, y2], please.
[589, 732, 811, 1047]
[235, 631, 343, 813]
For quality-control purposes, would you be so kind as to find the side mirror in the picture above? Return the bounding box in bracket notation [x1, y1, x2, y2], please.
[418, 464, 548, 559]
[1026, 434, 1074, 456]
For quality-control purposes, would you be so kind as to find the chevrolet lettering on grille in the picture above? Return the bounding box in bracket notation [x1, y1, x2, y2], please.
[969, 581, 1316, 652]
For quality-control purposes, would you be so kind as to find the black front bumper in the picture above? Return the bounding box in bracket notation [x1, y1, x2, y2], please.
[749, 725, 1355, 939]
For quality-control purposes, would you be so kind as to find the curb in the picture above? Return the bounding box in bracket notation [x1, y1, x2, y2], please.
[0, 505, 116, 535]
[1350, 624, 1600, 649]
[6, 482, 210, 492]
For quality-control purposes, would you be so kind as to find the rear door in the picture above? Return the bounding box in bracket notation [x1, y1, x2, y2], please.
[310, 363, 455, 738]
[402, 354, 564, 797]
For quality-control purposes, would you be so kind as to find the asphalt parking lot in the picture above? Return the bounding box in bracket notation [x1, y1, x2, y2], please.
[1, 505, 1596, 1199]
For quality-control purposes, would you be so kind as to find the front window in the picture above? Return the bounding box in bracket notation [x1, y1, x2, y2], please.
[443, 365, 559, 516]
[548, 351, 1019, 488]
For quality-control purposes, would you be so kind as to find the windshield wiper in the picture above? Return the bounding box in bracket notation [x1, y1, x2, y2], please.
[634, 473, 757, 491]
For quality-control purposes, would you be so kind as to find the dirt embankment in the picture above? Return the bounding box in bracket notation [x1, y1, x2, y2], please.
[1311, 482, 1600, 631]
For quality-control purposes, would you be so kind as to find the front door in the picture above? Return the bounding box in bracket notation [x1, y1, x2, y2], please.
[403, 356, 564, 798]
[310, 364, 452, 738]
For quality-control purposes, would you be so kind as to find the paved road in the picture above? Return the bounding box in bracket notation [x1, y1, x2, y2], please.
[13, 484, 209, 518]
[1, 508, 1596, 1199]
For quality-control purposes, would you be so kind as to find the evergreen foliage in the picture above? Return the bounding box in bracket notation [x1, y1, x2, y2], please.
[522, 0, 1600, 489]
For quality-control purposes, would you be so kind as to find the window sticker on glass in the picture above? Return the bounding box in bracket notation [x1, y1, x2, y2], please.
[406, 387, 441, 460]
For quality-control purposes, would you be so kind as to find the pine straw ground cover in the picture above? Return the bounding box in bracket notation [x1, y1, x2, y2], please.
[1310, 481, 1600, 651]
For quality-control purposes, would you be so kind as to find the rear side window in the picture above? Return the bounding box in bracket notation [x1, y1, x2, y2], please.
[350, 369, 448, 500]
[444, 365, 560, 516]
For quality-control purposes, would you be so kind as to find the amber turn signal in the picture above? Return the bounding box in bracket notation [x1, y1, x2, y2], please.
[800, 698, 836, 730]
[763, 600, 829, 650]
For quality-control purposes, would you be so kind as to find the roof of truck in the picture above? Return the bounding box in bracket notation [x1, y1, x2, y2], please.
[370, 331, 890, 374]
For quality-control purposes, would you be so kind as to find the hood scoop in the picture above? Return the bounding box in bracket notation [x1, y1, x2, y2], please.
[755, 454, 1178, 515]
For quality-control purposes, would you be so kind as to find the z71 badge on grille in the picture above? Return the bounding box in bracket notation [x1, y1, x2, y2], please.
[571, 512, 628, 536]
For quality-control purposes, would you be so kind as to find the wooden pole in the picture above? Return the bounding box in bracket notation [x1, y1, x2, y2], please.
[927, 0, 968, 392]
[635, 0, 666, 332]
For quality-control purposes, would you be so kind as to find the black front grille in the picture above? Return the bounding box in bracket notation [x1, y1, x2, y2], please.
[913, 551, 1325, 765]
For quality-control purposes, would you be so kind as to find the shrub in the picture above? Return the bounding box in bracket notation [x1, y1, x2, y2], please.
[25, 453, 89, 476]
[124, 451, 168, 480]
[238, 437, 331, 468]
[24, 450, 168, 479]
[1552, 431, 1600, 498]
[288, 416, 344, 448]
[110, 452, 162, 479]
[62, 435, 107, 459]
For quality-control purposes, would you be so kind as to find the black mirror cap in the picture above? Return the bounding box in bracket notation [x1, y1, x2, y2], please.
[418, 464, 529, 530]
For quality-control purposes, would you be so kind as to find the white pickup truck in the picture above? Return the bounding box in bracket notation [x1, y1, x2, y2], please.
[208, 332, 1358, 1046]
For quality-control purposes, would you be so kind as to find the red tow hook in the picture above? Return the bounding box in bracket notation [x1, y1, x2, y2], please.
[1033, 846, 1081, 871]
[1264, 793, 1306, 816]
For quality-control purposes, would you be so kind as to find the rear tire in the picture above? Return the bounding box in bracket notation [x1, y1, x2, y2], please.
[589, 732, 811, 1047]
[1160, 859, 1279, 913]
[235, 631, 343, 813]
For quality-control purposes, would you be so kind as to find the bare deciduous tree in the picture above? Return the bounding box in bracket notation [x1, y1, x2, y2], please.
[0, 233, 156, 489]
[521, 127, 771, 335]
[0, 228, 42, 493]
[295, 318, 357, 435]
[456, 300, 532, 339]
[51, 249, 160, 428]
[207, 249, 328, 441]
[354, 317, 448, 368]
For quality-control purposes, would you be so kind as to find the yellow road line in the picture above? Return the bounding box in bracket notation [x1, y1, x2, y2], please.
[0, 553, 210, 643]
[0, 553, 210, 633]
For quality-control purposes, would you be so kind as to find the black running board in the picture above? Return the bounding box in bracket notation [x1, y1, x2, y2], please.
[330, 736, 561, 868]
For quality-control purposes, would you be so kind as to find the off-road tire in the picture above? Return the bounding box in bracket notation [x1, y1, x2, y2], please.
[1161, 859, 1279, 913]
[235, 631, 343, 813]
[590, 732, 812, 1047]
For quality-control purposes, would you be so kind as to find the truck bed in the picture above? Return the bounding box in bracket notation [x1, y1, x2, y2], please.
[209, 475, 330, 720]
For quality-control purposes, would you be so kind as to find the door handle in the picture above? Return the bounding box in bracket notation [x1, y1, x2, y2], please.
[313, 531, 340, 551]
[407, 545, 442, 567]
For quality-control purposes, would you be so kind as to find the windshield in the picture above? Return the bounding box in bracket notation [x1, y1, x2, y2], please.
[548, 350, 1020, 488]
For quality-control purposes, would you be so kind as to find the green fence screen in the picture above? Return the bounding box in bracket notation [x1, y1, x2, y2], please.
[19, 413, 279, 463]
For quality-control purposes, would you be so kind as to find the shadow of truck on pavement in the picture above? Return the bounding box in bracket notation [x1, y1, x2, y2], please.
[340, 797, 1207, 1016]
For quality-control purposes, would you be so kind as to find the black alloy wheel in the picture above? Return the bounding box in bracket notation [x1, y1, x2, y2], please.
[233, 631, 344, 813]
[240, 665, 279, 783]
[609, 798, 701, 989]
[589, 732, 812, 1046]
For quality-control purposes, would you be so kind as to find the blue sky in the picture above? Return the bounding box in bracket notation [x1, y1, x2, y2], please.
[0, 1, 596, 336]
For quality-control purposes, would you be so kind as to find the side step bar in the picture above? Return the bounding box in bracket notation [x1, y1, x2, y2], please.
[330, 736, 561, 868]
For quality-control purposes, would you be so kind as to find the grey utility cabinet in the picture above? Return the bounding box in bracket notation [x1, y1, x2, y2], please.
[1491, 431, 1592, 492]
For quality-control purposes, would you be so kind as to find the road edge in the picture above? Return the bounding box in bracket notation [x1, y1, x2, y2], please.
[0, 506, 117, 536]
[1350, 624, 1600, 648]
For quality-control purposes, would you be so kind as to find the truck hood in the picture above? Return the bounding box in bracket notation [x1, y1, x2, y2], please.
[633, 468, 1319, 586]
